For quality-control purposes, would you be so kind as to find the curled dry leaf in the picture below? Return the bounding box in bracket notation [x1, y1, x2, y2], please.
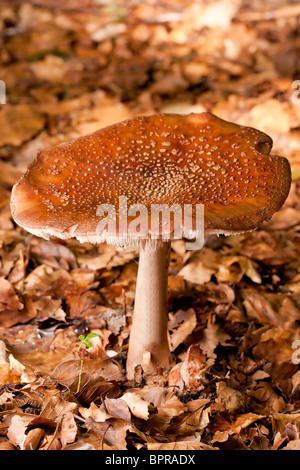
[51, 358, 124, 404]
[215, 382, 245, 413]
[252, 327, 297, 364]
[79, 402, 112, 423]
[156, 394, 188, 419]
[239, 230, 296, 266]
[178, 248, 219, 285]
[52, 358, 124, 386]
[60, 412, 78, 448]
[231, 413, 265, 434]
[0, 340, 7, 364]
[168, 308, 197, 352]
[272, 412, 300, 434]
[122, 392, 150, 420]
[168, 344, 206, 390]
[40, 395, 78, 423]
[30, 241, 77, 270]
[104, 397, 131, 423]
[0, 278, 23, 311]
[8, 354, 36, 383]
[82, 416, 130, 450]
[243, 292, 300, 328]
[282, 440, 300, 450]
[23, 428, 45, 450]
[216, 255, 262, 284]
[7, 414, 34, 449]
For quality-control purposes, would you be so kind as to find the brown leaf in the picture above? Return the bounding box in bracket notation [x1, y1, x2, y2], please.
[168, 308, 197, 352]
[0, 104, 45, 147]
[31, 241, 77, 270]
[148, 440, 217, 450]
[178, 248, 219, 285]
[62, 441, 96, 450]
[40, 396, 78, 423]
[216, 255, 261, 284]
[243, 292, 300, 327]
[52, 358, 123, 404]
[169, 344, 206, 390]
[60, 412, 78, 448]
[198, 321, 230, 359]
[79, 402, 112, 423]
[231, 413, 265, 434]
[272, 412, 300, 433]
[282, 439, 300, 450]
[215, 382, 245, 413]
[7, 414, 34, 448]
[104, 397, 131, 423]
[83, 417, 130, 450]
[122, 391, 151, 420]
[0, 441, 17, 450]
[23, 428, 45, 450]
[0, 278, 23, 311]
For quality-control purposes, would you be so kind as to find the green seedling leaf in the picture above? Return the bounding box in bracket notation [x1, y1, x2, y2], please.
[76, 333, 99, 394]
[85, 333, 98, 340]
[78, 332, 99, 350]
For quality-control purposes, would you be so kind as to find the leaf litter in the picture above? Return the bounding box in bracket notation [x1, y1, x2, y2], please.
[0, 0, 300, 451]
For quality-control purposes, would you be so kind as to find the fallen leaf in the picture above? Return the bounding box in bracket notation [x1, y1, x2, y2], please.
[178, 249, 218, 285]
[122, 392, 150, 420]
[231, 413, 265, 434]
[0, 278, 23, 311]
[215, 382, 245, 413]
[148, 441, 217, 450]
[169, 308, 197, 352]
[0, 104, 45, 147]
[60, 412, 78, 448]
[169, 344, 206, 390]
[23, 428, 45, 450]
[198, 321, 230, 359]
[7, 414, 33, 449]
[282, 439, 300, 450]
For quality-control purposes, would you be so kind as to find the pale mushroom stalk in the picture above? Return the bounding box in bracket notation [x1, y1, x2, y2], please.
[126, 239, 172, 379]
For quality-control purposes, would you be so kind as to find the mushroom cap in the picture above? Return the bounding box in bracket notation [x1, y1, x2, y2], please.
[10, 112, 291, 245]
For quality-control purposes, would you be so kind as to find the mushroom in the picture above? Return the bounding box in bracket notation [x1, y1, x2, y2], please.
[10, 112, 291, 379]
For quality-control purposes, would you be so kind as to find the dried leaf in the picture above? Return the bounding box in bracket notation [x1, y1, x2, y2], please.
[148, 441, 217, 450]
[0, 104, 45, 147]
[0, 278, 23, 311]
[169, 308, 197, 352]
[198, 321, 230, 359]
[7, 414, 33, 449]
[122, 392, 150, 420]
[60, 412, 77, 448]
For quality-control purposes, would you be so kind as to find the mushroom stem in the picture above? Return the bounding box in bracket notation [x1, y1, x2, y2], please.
[126, 239, 172, 379]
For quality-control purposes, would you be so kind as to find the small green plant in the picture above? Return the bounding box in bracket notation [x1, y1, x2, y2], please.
[76, 333, 98, 394]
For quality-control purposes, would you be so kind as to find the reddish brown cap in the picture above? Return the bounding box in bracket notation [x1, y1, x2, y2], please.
[10, 112, 291, 244]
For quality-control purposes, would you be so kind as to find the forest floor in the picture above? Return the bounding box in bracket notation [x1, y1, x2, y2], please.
[1, 0, 300, 450]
